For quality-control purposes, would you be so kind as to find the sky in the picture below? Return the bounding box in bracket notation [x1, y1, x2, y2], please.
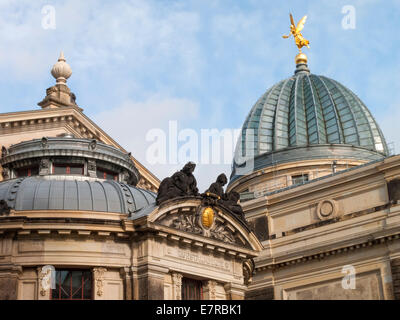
[0, 0, 399, 190]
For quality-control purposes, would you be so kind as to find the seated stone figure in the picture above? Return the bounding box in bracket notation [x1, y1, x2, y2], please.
[156, 162, 199, 205]
[220, 191, 246, 221]
[205, 173, 228, 199]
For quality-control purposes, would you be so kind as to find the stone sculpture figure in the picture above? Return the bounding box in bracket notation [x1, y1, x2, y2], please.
[205, 173, 228, 199]
[156, 161, 199, 205]
[220, 191, 246, 221]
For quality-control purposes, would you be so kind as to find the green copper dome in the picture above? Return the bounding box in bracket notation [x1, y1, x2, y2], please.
[231, 64, 388, 181]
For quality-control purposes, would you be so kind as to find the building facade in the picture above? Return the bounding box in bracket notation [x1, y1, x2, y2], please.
[0, 48, 399, 300]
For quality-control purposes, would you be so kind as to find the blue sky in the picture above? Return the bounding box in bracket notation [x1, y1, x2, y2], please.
[0, 0, 399, 190]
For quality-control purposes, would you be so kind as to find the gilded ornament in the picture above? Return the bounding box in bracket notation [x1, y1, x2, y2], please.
[202, 207, 214, 229]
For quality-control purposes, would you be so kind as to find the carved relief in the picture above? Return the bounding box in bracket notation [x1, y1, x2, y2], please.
[89, 139, 97, 151]
[41, 137, 48, 149]
[209, 222, 235, 244]
[173, 214, 202, 235]
[39, 158, 51, 175]
[316, 199, 338, 220]
[93, 267, 107, 297]
[159, 205, 250, 248]
[87, 159, 97, 177]
[207, 280, 217, 300]
[243, 259, 255, 285]
[171, 272, 183, 300]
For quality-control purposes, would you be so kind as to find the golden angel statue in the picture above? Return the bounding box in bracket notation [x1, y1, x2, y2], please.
[282, 13, 310, 52]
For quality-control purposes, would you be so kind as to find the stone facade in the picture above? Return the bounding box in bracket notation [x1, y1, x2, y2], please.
[0, 197, 261, 300]
[231, 155, 400, 300]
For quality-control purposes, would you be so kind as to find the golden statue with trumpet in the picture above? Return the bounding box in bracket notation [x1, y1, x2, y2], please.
[282, 13, 310, 64]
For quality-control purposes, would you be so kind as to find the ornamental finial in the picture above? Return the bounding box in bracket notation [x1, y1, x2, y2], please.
[282, 13, 310, 65]
[51, 51, 72, 85]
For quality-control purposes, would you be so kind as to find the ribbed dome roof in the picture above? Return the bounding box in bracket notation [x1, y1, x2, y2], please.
[232, 64, 388, 178]
[0, 176, 156, 215]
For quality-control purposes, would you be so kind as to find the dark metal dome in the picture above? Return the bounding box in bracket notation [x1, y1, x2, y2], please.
[0, 176, 156, 215]
[231, 64, 388, 180]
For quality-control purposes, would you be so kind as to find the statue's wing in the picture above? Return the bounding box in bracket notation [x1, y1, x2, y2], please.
[290, 13, 295, 27]
[296, 15, 307, 32]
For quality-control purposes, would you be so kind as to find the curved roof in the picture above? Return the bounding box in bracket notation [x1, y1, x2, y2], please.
[1, 136, 140, 186]
[232, 65, 388, 180]
[0, 176, 156, 215]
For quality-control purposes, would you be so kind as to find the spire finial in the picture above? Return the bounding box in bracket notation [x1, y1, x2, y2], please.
[51, 51, 72, 85]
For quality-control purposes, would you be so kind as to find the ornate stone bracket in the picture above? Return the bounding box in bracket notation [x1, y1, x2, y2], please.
[93, 267, 107, 297]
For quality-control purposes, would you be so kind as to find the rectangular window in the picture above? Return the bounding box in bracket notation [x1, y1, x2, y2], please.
[181, 278, 203, 300]
[291, 174, 309, 186]
[16, 167, 39, 177]
[53, 164, 83, 175]
[96, 169, 118, 181]
[51, 270, 92, 300]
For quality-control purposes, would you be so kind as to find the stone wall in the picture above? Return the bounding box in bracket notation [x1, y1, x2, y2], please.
[245, 287, 274, 300]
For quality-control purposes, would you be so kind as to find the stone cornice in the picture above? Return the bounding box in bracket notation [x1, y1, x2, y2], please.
[255, 204, 400, 271]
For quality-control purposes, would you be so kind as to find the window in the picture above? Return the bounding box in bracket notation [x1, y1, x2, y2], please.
[51, 270, 92, 300]
[53, 164, 84, 175]
[96, 169, 118, 181]
[16, 166, 39, 177]
[291, 174, 309, 186]
[181, 278, 203, 300]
